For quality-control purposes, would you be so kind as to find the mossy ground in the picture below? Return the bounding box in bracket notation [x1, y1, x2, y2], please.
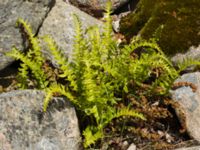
[120, 0, 200, 56]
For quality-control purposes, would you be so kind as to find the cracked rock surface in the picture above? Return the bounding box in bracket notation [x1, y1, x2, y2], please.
[0, 0, 55, 71]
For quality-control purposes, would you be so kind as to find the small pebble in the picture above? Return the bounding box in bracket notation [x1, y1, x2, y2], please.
[122, 140, 129, 149]
[127, 143, 137, 150]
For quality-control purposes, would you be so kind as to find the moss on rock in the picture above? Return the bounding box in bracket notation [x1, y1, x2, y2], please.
[120, 0, 200, 56]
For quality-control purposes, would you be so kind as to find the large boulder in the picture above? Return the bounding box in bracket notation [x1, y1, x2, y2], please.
[39, 0, 103, 60]
[68, 0, 130, 17]
[0, 90, 81, 150]
[170, 72, 200, 142]
[0, 0, 55, 71]
[120, 0, 200, 56]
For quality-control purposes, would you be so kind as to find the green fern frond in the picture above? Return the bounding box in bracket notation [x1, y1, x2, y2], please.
[114, 108, 146, 121]
[128, 37, 163, 55]
[72, 14, 86, 60]
[17, 18, 44, 65]
[42, 36, 73, 78]
[83, 126, 103, 148]
[17, 63, 29, 89]
[43, 83, 75, 112]
[72, 14, 83, 43]
[103, 1, 112, 41]
[6, 47, 48, 89]
[7, 19, 48, 89]
[177, 58, 200, 73]
[6, 47, 25, 60]
[83, 107, 145, 148]
[103, 1, 113, 45]
[86, 26, 101, 64]
[16, 18, 34, 39]
[102, 108, 146, 127]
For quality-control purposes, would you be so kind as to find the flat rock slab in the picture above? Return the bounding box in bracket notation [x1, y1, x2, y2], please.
[171, 72, 200, 141]
[39, 0, 103, 61]
[0, 0, 55, 71]
[0, 90, 81, 150]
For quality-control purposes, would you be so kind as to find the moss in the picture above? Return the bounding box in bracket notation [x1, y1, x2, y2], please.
[120, 0, 200, 56]
[120, 0, 157, 38]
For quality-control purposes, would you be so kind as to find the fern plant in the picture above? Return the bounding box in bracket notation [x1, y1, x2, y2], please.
[6, 2, 200, 148]
[6, 18, 49, 89]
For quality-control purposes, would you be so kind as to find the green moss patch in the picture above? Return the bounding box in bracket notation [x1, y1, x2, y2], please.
[120, 0, 200, 55]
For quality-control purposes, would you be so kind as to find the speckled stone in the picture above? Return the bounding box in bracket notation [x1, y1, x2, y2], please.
[39, 0, 103, 62]
[0, 0, 55, 71]
[0, 90, 82, 150]
[170, 72, 200, 142]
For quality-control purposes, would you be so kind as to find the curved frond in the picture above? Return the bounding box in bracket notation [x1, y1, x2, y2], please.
[17, 18, 44, 65]
[43, 83, 75, 112]
[83, 126, 103, 148]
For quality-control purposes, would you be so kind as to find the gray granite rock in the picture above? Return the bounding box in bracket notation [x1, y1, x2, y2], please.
[39, 0, 103, 61]
[0, 0, 55, 71]
[170, 72, 200, 142]
[68, 0, 129, 17]
[0, 90, 81, 150]
[171, 44, 200, 65]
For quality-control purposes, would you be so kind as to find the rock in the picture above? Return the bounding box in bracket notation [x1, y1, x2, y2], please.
[122, 140, 129, 150]
[0, 90, 81, 150]
[0, 133, 12, 150]
[127, 143, 137, 150]
[170, 72, 200, 142]
[120, 0, 200, 55]
[171, 44, 200, 65]
[39, 0, 103, 61]
[0, 0, 55, 71]
[175, 146, 200, 150]
[112, 17, 120, 32]
[68, 0, 130, 17]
